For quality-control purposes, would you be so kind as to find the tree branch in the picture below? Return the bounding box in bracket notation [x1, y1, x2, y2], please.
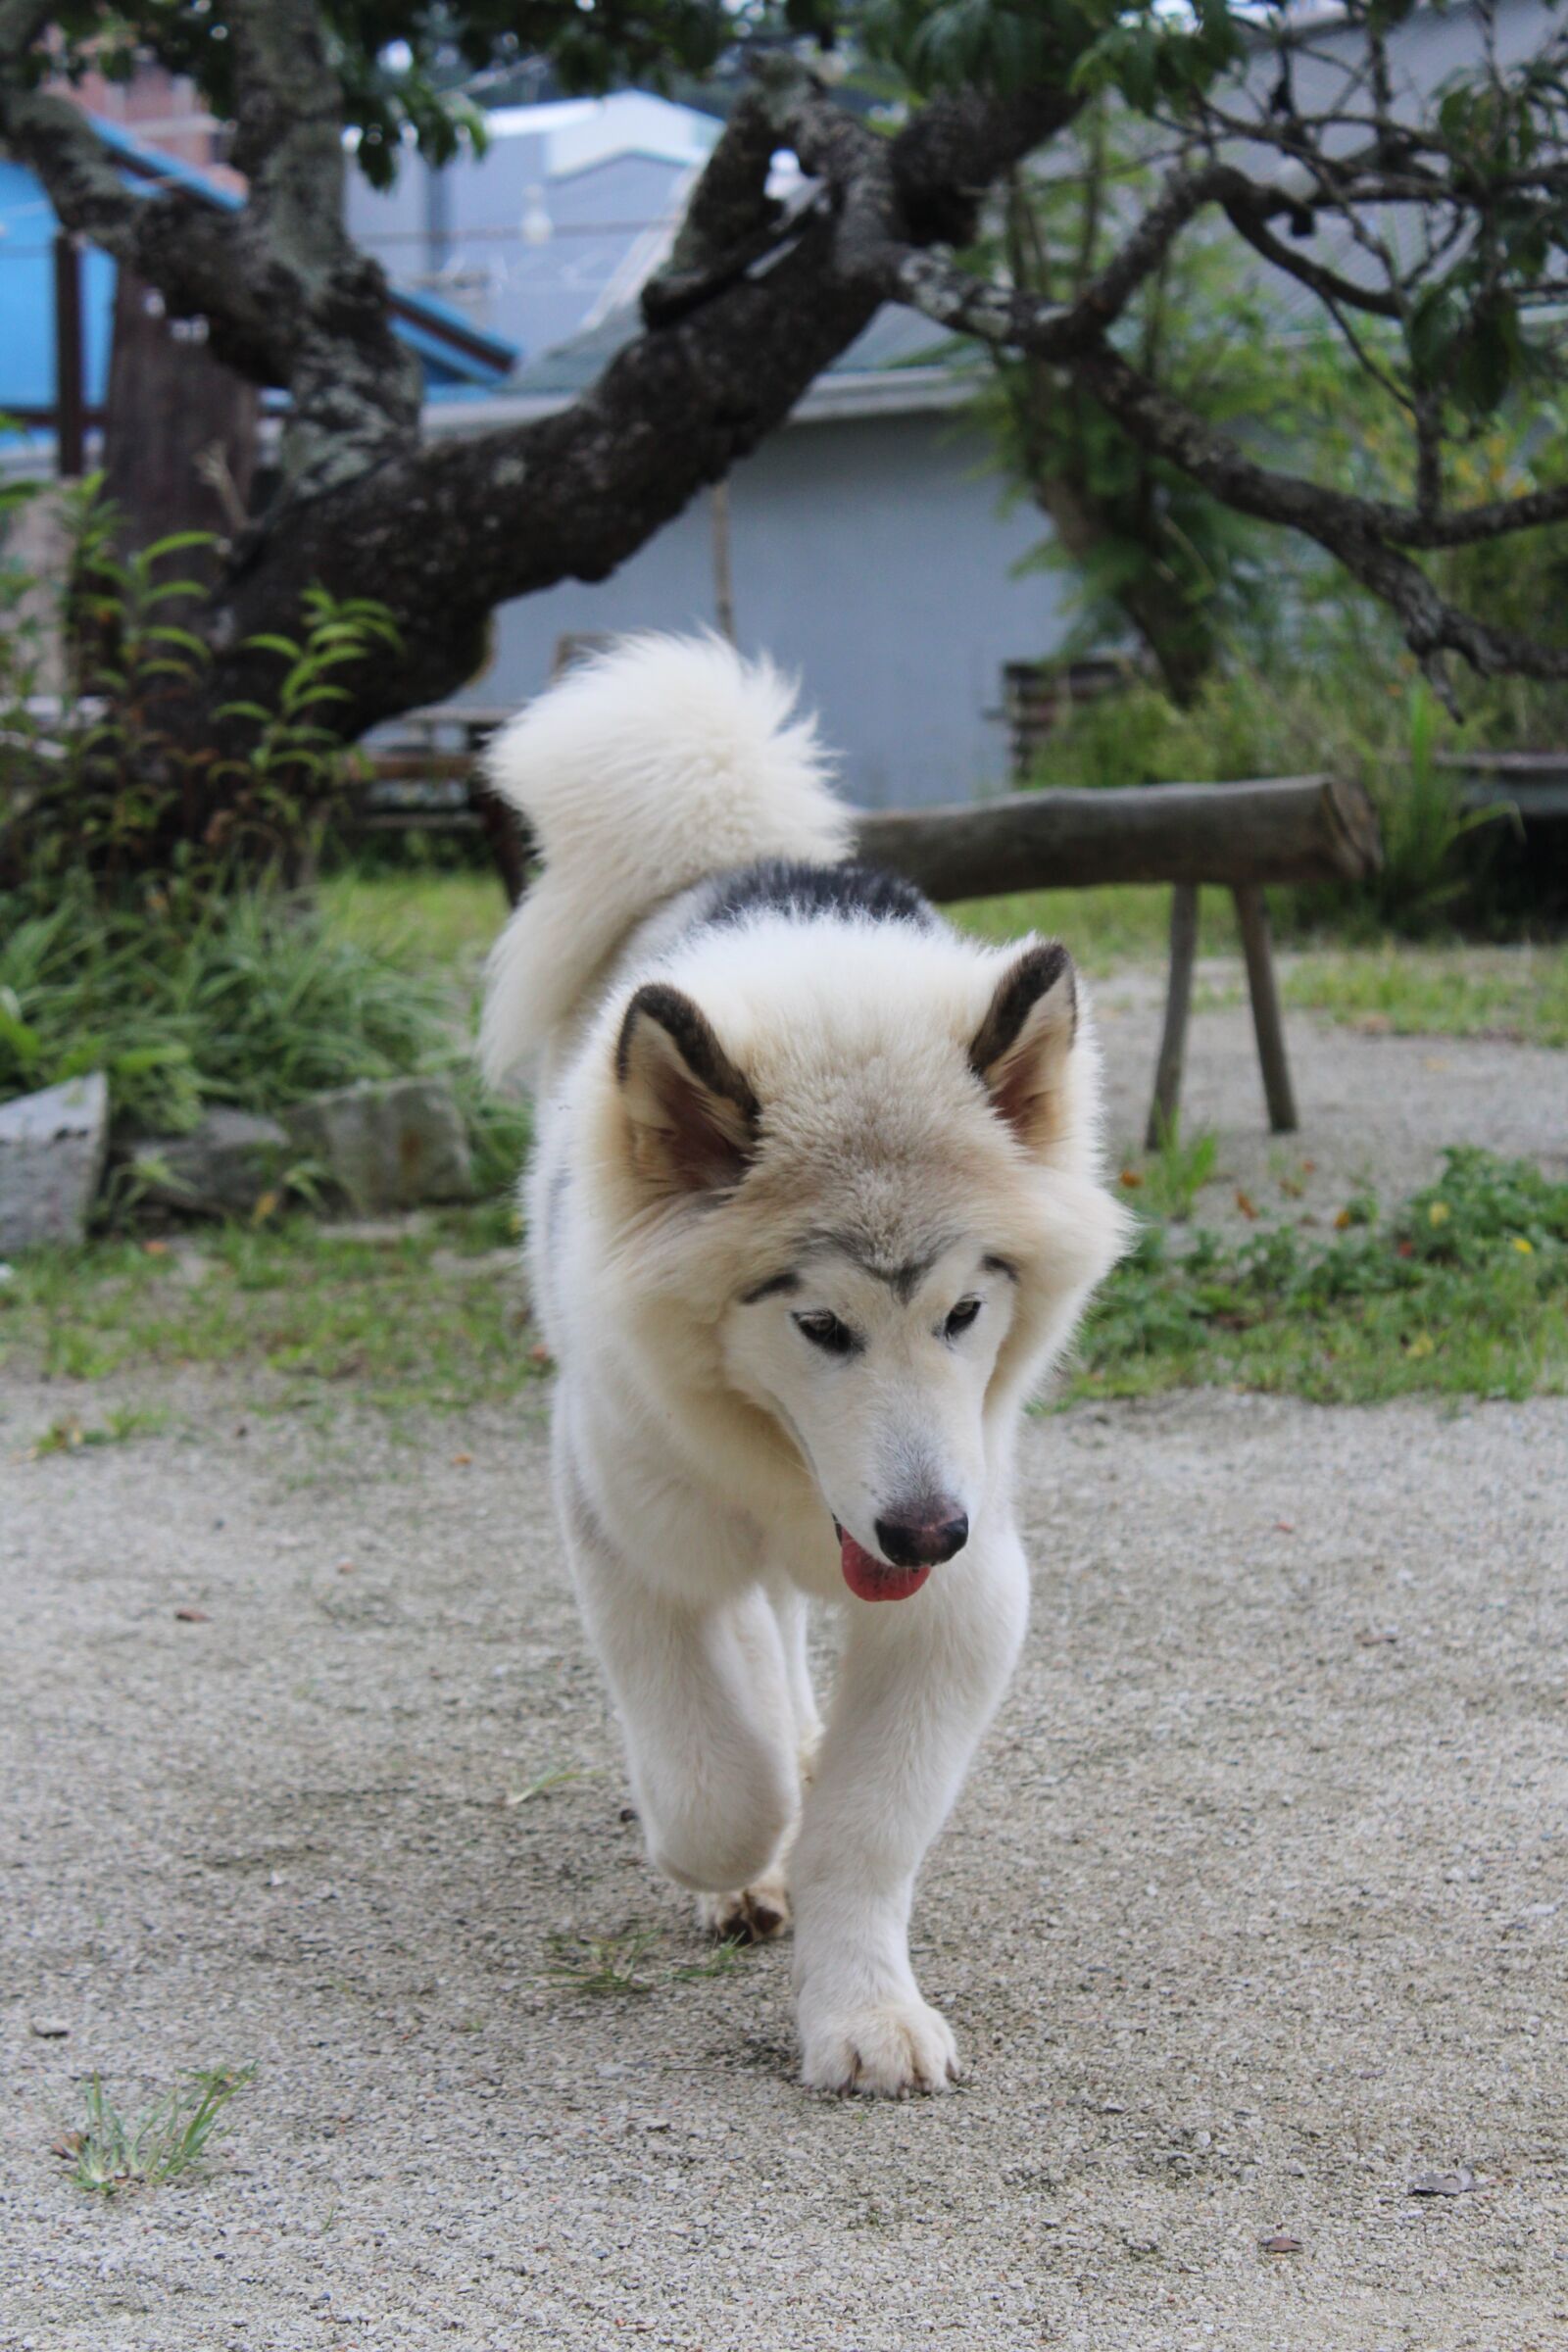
[1068, 341, 1568, 692]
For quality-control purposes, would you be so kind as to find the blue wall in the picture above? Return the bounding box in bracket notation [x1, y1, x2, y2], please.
[0, 158, 117, 409]
[465, 409, 1071, 808]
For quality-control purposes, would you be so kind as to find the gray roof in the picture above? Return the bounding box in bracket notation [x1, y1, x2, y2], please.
[490, 301, 958, 426]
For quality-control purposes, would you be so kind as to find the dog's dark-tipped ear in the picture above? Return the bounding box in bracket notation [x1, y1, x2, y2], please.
[615, 983, 760, 1195]
[969, 942, 1078, 1151]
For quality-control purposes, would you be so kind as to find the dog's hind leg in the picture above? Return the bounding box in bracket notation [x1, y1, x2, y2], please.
[790, 1528, 1029, 2096]
[773, 1581, 822, 1783]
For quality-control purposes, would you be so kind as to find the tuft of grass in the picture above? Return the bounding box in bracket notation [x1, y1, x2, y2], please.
[543, 1929, 662, 1997]
[1069, 1148, 1568, 1406]
[503, 1766, 589, 1807]
[62, 2064, 255, 2194]
[1136, 1119, 1219, 1222]
[671, 1941, 749, 1983]
[27, 1405, 169, 1457]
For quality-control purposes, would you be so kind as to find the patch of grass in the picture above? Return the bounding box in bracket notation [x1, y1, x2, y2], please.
[1068, 1148, 1568, 1406]
[0, 1204, 539, 1414]
[950, 883, 1242, 971]
[1283, 943, 1568, 1048]
[6, 1152, 1562, 1415]
[319, 869, 504, 976]
[62, 2064, 255, 2194]
[543, 1930, 662, 1997]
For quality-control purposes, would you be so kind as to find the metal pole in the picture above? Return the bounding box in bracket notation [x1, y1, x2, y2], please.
[53, 233, 85, 477]
[711, 479, 736, 644]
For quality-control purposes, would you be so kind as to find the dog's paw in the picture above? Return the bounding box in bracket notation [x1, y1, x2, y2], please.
[697, 1870, 791, 1945]
[800, 1997, 960, 2097]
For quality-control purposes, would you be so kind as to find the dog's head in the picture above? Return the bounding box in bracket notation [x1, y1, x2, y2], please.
[606, 925, 1129, 1598]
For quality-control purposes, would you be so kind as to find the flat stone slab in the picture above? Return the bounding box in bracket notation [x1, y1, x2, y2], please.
[127, 1108, 291, 1218]
[0, 1071, 109, 1250]
[286, 1076, 474, 1213]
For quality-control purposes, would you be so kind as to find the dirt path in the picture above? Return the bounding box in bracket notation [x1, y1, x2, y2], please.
[3, 1364, 1564, 2351]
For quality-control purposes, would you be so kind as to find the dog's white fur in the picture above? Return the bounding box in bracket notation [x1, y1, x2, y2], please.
[483, 634, 1129, 2095]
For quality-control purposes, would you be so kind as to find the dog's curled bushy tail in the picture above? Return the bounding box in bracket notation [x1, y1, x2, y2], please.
[479, 632, 852, 1085]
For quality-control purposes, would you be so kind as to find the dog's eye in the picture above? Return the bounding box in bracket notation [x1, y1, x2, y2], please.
[793, 1311, 857, 1356]
[944, 1297, 982, 1340]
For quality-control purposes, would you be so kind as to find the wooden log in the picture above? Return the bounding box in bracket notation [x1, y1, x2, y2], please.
[1233, 883, 1298, 1135]
[1145, 883, 1200, 1151]
[855, 774, 1381, 899]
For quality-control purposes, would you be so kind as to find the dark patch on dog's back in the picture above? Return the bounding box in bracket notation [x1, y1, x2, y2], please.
[699, 858, 935, 935]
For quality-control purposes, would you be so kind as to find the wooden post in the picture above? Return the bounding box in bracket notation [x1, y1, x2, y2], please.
[1233, 882, 1298, 1134]
[1145, 883, 1199, 1150]
[52, 233, 85, 478]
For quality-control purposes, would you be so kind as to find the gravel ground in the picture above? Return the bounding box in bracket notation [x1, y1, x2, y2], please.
[1092, 969, 1568, 1228]
[2, 986, 1565, 2351]
[3, 1374, 1565, 2352]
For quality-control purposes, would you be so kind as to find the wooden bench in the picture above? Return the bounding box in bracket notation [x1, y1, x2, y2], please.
[363, 701, 1382, 1147]
[1437, 750, 1568, 819]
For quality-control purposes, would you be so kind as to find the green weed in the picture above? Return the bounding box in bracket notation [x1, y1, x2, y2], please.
[671, 1941, 750, 1983]
[1138, 1119, 1219, 1222]
[543, 1930, 662, 1997]
[28, 1405, 169, 1458]
[504, 1766, 589, 1807]
[63, 2064, 255, 2194]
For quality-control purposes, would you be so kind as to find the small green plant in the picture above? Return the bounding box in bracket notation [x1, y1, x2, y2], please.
[0, 479, 398, 894]
[28, 1406, 169, 1457]
[543, 1929, 662, 1997]
[1364, 684, 1505, 933]
[503, 1766, 587, 1807]
[671, 1940, 749, 1984]
[211, 588, 401, 873]
[64, 2064, 255, 2194]
[1138, 1117, 1219, 1221]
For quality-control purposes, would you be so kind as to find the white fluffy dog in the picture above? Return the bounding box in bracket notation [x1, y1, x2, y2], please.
[481, 635, 1127, 2095]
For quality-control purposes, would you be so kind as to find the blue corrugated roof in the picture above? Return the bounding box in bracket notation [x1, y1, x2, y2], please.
[0, 114, 518, 416]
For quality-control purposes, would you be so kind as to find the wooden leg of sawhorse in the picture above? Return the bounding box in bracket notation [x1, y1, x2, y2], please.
[1233, 882, 1298, 1134]
[1145, 882, 1200, 1150]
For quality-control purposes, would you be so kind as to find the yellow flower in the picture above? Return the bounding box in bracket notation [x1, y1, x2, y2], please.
[1511, 1236, 1535, 1255]
[1405, 1333, 1436, 1359]
[1428, 1200, 1450, 1226]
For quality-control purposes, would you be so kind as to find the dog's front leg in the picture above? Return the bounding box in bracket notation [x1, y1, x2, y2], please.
[790, 1529, 1028, 2096]
[559, 1429, 799, 1904]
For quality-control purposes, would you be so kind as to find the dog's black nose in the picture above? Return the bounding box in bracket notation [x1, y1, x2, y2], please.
[874, 1506, 969, 1569]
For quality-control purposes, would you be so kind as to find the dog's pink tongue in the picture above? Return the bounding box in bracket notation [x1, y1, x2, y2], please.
[839, 1527, 931, 1603]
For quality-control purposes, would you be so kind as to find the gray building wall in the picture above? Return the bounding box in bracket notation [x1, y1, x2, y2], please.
[462, 409, 1072, 808]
